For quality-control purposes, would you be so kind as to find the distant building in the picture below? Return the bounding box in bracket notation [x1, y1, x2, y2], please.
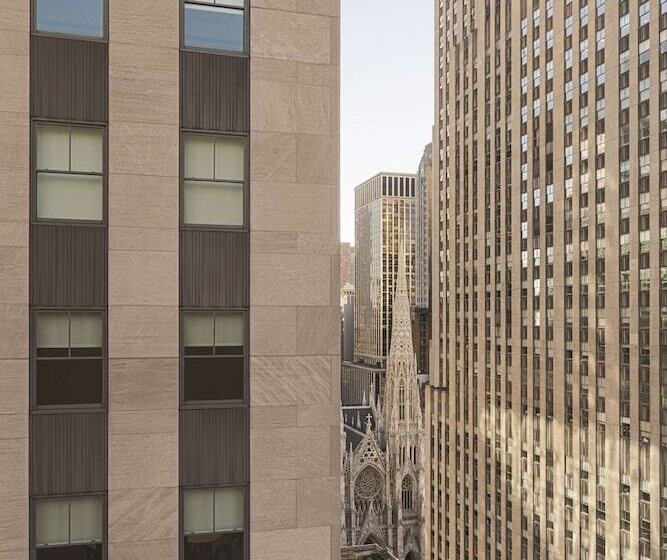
[341, 242, 356, 290]
[342, 283, 355, 363]
[354, 172, 416, 370]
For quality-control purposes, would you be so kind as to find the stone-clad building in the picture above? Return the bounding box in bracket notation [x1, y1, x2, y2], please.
[342, 238, 423, 560]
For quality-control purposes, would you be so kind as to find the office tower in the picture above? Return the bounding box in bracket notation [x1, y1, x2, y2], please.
[342, 284, 355, 363]
[0, 1, 340, 559]
[414, 143, 434, 380]
[426, 1, 667, 560]
[354, 172, 417, 370]
[341, 241, 356, 290]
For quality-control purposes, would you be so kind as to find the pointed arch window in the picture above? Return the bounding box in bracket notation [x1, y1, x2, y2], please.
[401, 476, 413, 511]
[399, 381, 405, 420]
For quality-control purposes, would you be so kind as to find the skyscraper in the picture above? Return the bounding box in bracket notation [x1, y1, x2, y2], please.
[426, 1, 667, 560]
[0, 1, 340, 559]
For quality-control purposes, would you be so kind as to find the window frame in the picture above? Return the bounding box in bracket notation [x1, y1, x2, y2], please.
[31, 120, 108, 226]
[31, 0, 108, 42]
[30, 309, 107, 413]
[180, 130, 249, 231]
[180, 485, 248, 560]
[180, 308, 249, 408]
[180, 0, 249, 57]
[30, 494, 107, 560]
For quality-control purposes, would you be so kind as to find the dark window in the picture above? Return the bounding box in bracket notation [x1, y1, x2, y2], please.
[183, 487, 245, 560]
[35, 311, 104, 407]
[183, 1, 245, 53]
[34, 0, 105, 38]
[183, 312, 245, 402]
[34, 496, 104, 559]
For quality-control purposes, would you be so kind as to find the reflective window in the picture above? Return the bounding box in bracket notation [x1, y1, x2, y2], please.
[35, 0, 104, 38]
[184, 0, 245, 53]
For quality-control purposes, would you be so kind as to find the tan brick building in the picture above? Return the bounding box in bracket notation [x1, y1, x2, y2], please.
[426, 1, 667, 560]
[0, 1, 340, 558]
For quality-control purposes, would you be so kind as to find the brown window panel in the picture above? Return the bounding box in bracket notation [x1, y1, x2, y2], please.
[180, 230, 248, 308]
[30, 412, 106, 496]
[180, 408, 249, 486]
[180, 51, 248, 132]
[31, 35, 108, 122]
[31, 224, 106, 308]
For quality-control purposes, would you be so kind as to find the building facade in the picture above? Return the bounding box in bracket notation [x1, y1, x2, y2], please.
[0, 1, 340, 559]
[342, 238, 423, 560]
[354, 172, 417, 369]
[342, 241, 356, 290]
[426, 1, 667, 560]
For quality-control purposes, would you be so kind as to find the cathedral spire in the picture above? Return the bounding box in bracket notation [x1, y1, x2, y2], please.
[388, 233, 414, 359]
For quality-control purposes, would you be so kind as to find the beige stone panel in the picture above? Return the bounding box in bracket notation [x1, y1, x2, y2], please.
[295, 306, 339, 355]
[250, 132, 297, 183]
[250, 58, 297, 84]
[109, 409, 178, 437]
[109, 44, 179, 126]
[251, 405, 297, 430]
[251, 181, 333, 233]
[250, 79, 297, 133]
[109, 251, 178, 306]
[296, 232, 339, 256]
[296, 0, 339, 16]
[0, 168, 29, 224]
[250, 0, 297, 11]
[0, 114, 28, 170]
[250, 231, 298, 254]
[251, 9, 332, 65]
[108, 539, 178, 560]
[250, 526, 331, 560]
[108, 306, 178, 359]
[296, 63, 338, 88]
[108, 0, 178, 48]
[0, 56, 28, 114]
[295, 84, 334, 135]
[109, 122, 178, 177]
[250, 306, 296, 356]
[296, 403, 338, 428]
[0, 27, 27, 57]
[0, 247, 27, 304]
[251, 479, 297, 532]
[108, 487, 178, 543]
[0, 2, 28, 35]
[251, 253, 331, 306]
[108, 358, 178, 411]
[108, 433, 178, 490]
[296, 134, 338, 185]
[0, 438, 27, 497]
[0, 415, 27, 441]
[0, 224, 27, 250]
[296, 476, 338, 528]
[251, 426, 331, 481]
[0, 360, 27, 415]
[0, 495, 27, 560]
[251, 356, 331, 407]
[108, 174, 178, 229]
[329, 355, 341, 404]
[109, 226, 178, 253]
[0, 305, 27, 359]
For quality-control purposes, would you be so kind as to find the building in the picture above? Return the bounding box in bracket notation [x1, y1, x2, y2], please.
[413, 143, 433, 381]
[0, 1, 340, 559]
[342, 238, 423, 560]
[343, 283, 356, 362]
[354, 172, 417, 370]
[342, 242, 356, 290]
[426, 1, 667, 560]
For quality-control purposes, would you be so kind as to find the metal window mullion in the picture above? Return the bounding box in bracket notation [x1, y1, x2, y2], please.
[68, 126, 73, 174]
[211, 490, 216, 534]
[67, 498, 72, 545]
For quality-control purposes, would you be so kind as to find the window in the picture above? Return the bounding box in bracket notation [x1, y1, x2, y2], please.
[183, 0, 245, 53]
[35, 312, 104, 407]
[183, 134, 245, 226]
[401, 476, 414, 510]
[35, 124, 104, 221]
[183, 488, 244, 560]
[34, 496, 103, 560]
[34, 0, 104, 38]
[183, 312, 245, 402]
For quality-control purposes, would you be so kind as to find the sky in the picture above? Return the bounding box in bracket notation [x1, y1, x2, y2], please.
[340, 0, 434, 243]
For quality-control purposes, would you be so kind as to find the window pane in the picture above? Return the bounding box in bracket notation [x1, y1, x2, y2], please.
[35, 498, 70, 546]
[37, 544, 103, 560]
[184, 356, 244, 401]
[184, 532, 243, 560]
[35, 0, 104, 38]
[184, 181, 243, 226]
[184, 314, 214, 348]
[184, 4, 244, 52]
[70, 313, 103, 349]
[37, 313, 69, 349]
[36, 358, 103, 406]
[214, 138, 244, 182]
[36, 125, 69, 172]
[37, 173, 103, 221]
[214, 314, 244, 348]
[69, 497, 103, 543]
[70, 127, 103, 173]
[184, 135, 214, 180]
[214, 487, 244, 532]
[184, 490, 214, 535]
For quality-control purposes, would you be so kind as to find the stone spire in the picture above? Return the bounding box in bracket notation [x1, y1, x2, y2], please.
[388, 234, 414, 359]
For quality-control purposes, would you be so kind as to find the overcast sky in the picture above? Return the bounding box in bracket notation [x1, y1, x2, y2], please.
[340, 0, 434, 243]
